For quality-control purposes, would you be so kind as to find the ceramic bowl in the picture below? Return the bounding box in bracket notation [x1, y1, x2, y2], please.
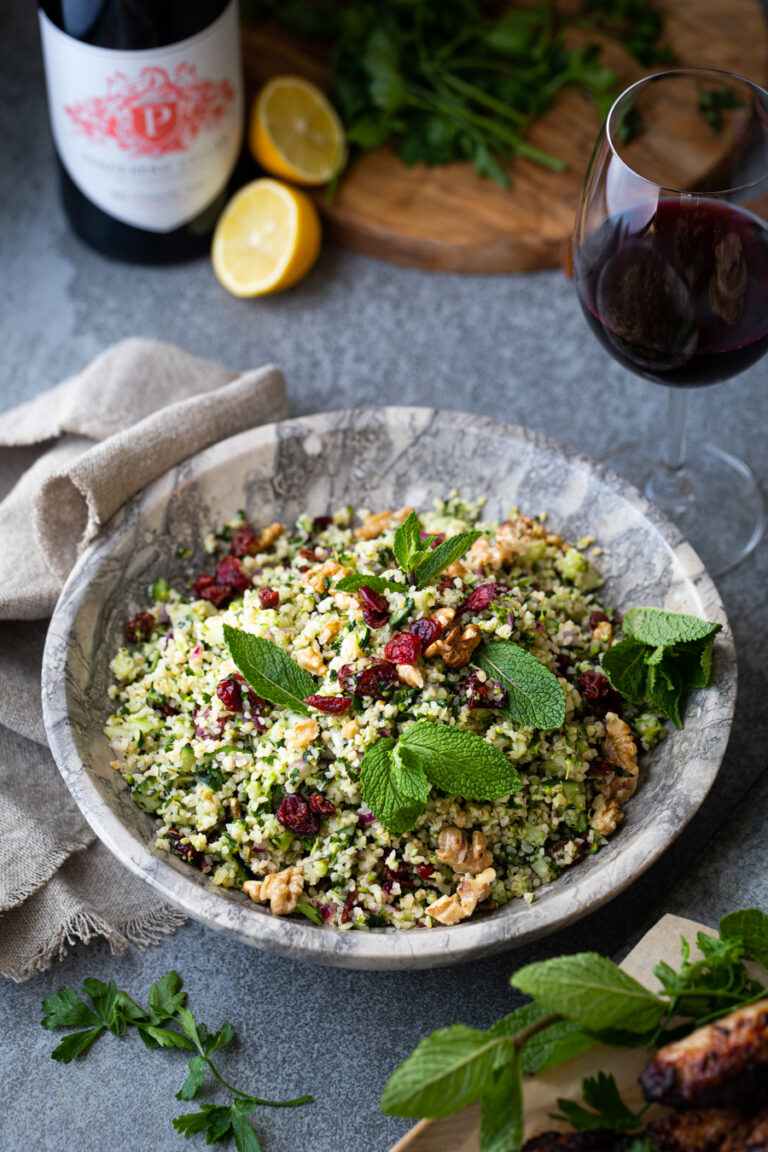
[42, 408, 736, 969]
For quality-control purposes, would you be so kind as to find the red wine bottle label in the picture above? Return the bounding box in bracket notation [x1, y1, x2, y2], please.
[39, 1, 243, 233]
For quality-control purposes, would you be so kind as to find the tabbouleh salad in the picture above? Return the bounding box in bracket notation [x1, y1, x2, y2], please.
[105, 495, 667, 931]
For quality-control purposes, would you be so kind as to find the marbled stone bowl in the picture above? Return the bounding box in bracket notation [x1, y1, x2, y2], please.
[42, 408, 736, 970]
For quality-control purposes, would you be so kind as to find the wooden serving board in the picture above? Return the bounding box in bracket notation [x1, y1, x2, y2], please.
[241, 1, 768, 273]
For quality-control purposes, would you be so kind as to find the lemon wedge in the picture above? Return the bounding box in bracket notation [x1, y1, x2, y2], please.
[212, 178, 321, 298]
[250, 75, 345, 187]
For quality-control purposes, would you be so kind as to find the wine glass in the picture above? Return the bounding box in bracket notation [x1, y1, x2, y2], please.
[573, 68, 768, 577]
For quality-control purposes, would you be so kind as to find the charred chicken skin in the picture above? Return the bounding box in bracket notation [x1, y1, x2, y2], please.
[522, 1109, 768, 1152]
[640, 999, 768, 1109]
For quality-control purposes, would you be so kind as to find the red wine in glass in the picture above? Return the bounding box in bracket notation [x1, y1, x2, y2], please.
[576, 198, 768, 387]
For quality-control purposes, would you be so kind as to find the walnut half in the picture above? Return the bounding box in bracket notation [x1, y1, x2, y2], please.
[436, 827, 494, 875]
[243, 866, 304, 915]
[428, 867, 496, 925]
[426, 623, 482, 669]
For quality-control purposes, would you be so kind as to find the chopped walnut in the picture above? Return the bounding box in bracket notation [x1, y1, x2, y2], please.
[444, 559, 468, 579]
[295, 645, 326, 676]
[340, 717, 359, 739]
[436, 827, 494, 875]
[257, 522, 286, 552]
[430, 623, 482, 669]
[394, 506, 415, 523]
[470, 515, 564, 571]
[590, 793, 624, 837]
[591, 620, 613, 647]
[469, 536, 503, 570]
[228, 797, 242, 819]
[397, 663, 424, 689]
[243, 866, 304, 915]
[354, 510, 392, 540]
[286, 717, 319, 750]
[600, 713, 638, 804]
[428, 866, 496, 925]
[302, 559, 349, 596]
[318, 616, 343, 646]
[331, 590, 359, 614]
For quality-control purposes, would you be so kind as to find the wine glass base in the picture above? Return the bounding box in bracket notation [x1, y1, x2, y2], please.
[601, 440, 765, 578]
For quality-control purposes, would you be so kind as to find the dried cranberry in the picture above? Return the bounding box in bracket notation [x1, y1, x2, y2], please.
[456, 583, 498, 619]
[258, 587, 279, 610]
[193, 574, 232, 607]
[339, 658, 398, 699]
[217, 673, 264, 715]
[382, 862, 415, 894]
[416, 863, 436, 881]
[421, 530, 445, 549]
[384, 631, 422, 665]
[577, 670, 623, 718]
[460, 669, 508, 710]
[585, 758, 615, 779]
[358, 585, 390, 628]
[193, 708, 225, 740]
[124, 611, 155, 644]
[160, 702, 179, 717]
[437, 576, 457, 595]
[340, 887, 357, 924]
[304, 694, 352, 715]
[167, 829, 203, 867]
[215, 555, 251, 594]
[308, 791, 335, 815]
[319, 903, 334, 922]
[230, 525, 258, 558]
[299, 547, 318, 561]
[313, 516, 333, 531]
[555, 653, 571, 676]
[409, 617, 442, 649]
[358, 811, 376, 828]
[589, 610, 609, 629]
[276, 795, 319, 837]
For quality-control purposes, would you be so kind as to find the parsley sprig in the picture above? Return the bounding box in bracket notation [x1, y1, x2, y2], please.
[42, 971, 311, 1151]
[381, 908, 768, 1151]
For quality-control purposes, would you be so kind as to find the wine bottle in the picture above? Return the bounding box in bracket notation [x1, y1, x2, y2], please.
[38, 1, 244, 263]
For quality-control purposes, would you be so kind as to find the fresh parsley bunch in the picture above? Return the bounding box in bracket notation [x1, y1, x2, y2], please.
[381, 908, 768, 1151]
[42, 971, 311, 1150]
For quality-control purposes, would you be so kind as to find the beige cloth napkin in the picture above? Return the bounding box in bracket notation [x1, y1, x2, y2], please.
[0, 339, 288, 981]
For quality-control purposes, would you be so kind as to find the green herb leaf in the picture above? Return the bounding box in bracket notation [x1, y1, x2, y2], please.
[176, 1055, 208, 1100]
[626, 1140, 662, 1152]
[552, 1071, 647, 1132]
[479, 1052, 523, 1152]
[42, 988, 100, 1031]
[173, 1104, 232, 1140]
[360, 737, 428, 835]
[473, 642, 566, 730]
[622, 607, 721, 649]
[398, 720, 522, 800]
[720, 908, 768, 968]
[519, 1018, 595, 1075]
[380, 1025, 516, 1118]
[600, 638, 649, 706]
[393, 511, 423, 573]
[511, 954, 665, 1034]
[413, 531, 482, 589]
[51, 1026, 104, 1063]
[137, 1024, 195, 1051]
[295, 902, 324, 925]
[147, 970, 186, 1024]
[224, 626, 316, 715]
[333, 573, 402, 594]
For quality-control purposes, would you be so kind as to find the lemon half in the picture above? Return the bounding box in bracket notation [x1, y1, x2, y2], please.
[212, 178, 321, 298]
[250, 75, 345, 187]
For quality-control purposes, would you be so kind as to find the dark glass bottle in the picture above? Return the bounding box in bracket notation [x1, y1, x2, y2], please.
[38, 0, 243, 262]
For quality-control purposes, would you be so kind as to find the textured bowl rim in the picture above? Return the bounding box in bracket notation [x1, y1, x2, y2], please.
[42, 407, 736, 969]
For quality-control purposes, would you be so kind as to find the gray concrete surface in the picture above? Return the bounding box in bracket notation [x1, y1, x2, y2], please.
[2, 1, 768, 1150]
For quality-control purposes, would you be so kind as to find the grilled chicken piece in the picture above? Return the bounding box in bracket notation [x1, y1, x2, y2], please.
[722, 1107, 768, 1150]
[645, 1109, 743, 1151]
[522, 1132, 631, 1151]
[640, 999, 768, 1108]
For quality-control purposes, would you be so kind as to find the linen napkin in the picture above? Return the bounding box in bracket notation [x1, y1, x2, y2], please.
[0, 339, 289, 981]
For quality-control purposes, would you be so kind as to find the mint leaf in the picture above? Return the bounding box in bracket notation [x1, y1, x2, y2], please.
[380, 1024, 515, 1118]
[519, 1018, 595, 1075]
[295, 902, 323, 925]
[720, 908, 768, 968]
[224, 626, 316, 715]
[552, 1071, 647, 1132]
[360, 737, 428, 834]
[393, 510, 423, 572]
[398, 720, 522, 799]
[42, 988, 100, 1031]
[473, 642, 566, 730]
[413, 530, 482, 589]
[623, 606, 721, 648]
[479, 1052, 523, 1152]
[511, 953, 665, 1034]
[600, 638, 649, 706]
[646, 659, 684, 729]
[333, 573, 402, 594]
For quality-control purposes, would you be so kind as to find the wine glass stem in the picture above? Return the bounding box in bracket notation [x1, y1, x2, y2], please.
[645, 386, 695, 513]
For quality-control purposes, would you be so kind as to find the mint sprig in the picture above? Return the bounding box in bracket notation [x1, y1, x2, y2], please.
[42, 971, 311, 1150]
[473, 641, 566, 730]
[392, 510, 481, 588]
[333, 573, 402, 594]
[359, 721, 522, 834]
[223, 627, 316, 715]
[602, 608, 721, 728]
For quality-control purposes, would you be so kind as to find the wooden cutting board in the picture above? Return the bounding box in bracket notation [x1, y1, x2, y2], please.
[241, 0, 768, 273]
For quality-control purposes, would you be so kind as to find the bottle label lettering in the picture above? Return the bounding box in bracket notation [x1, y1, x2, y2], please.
[39, 2, 243, 233]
